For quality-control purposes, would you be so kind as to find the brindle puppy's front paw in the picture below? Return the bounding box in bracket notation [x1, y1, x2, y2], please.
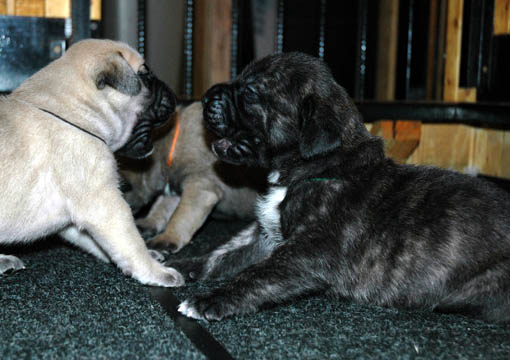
[0, 255, 25, 275]
[178, 292, 242, 321]
[165, 257, 205, 282]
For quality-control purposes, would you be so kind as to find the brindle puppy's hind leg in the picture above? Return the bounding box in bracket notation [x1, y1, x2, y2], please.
[178, 240, 329, 321]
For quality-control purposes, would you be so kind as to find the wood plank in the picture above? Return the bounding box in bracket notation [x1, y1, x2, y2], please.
[426, 0, 439, 100]
[408, 124, 473, 171]
[408, 124, 510, 179]
[13, 0, 45, 16]
[0, 1, 6, 14]
[443, 0, 464, 102]
[375, 0, 399, 101]
[371, 120, 421, 163]
[456, 87, 477, 102]
[370, 120, 394, 139]
[494, 0, 510, 35]
[45, 0, 69, 18]
[394, 120, 421, 141]
[6, 0, 15, 14]
[41, 0, 100, 19]
[193, 0, 232, 98]
[471, 129, 510, 178]
[502, 131, 510, 178]
[90, 0, 101, 20]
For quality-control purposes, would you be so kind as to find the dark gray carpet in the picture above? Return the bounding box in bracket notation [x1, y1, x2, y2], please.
[2, 220, 510, 359]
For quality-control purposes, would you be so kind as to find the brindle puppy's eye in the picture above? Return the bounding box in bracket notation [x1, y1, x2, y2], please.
[242, 85, 259, 103]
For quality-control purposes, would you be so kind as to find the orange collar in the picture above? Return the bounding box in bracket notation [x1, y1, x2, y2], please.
[167, 114, 181, 167]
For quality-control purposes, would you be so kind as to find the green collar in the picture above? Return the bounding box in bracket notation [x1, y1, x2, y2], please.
[307, 177, 337, 182]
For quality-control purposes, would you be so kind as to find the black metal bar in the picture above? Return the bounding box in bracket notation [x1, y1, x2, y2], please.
[231, 0, 240, 79]
[71, 0, 90, 44]
[355, 0, 368, 99]
[356, 101, 510, 130]
[405, 0, 415, 99]
[478, 0, 495, 100]
[183, 0, 194, 98]
[318, 0, 327, 60]
[275, 0, 285, 54]
[137, 0, 146, 57]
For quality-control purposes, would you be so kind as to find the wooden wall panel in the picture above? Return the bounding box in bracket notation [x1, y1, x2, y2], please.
[45, 0, 69, 18]
[443, 0, 477, 102]
[403, 0, 510, 178]
[408, 124, 473, 171]
[471, 129, 510, 178]
[0, 0, 44, 16]
[375, 0, 399, 101]
[193, 0, 232, 98]
[90, 0, 100, 20]
[494, 0, 510, 35]
[0, 0, 100, 19]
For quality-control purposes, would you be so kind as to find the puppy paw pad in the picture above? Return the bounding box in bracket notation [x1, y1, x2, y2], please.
[161, 267, 185, 287]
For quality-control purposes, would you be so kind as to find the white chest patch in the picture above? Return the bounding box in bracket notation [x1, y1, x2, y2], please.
[256, 171, 287, 242]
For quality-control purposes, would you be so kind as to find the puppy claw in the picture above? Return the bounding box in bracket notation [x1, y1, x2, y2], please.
[0, 255, 26, 275]
[148, 249, 169, 263]
[178, 300, 205, 321]
[178, 294, 241, 321]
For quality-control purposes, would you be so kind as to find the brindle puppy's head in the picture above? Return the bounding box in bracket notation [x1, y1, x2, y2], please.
[202, 52, 370, 169]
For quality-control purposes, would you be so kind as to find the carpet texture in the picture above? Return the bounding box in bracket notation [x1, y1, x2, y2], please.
[1, 220, 510, 359]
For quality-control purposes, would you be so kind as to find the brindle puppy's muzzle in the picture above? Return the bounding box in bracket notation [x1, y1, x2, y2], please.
[117, 66, 176, 159]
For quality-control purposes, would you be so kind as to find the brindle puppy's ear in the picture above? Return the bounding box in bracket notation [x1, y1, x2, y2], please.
[95, 52, 141, 96]
[298, 94, 342, 160]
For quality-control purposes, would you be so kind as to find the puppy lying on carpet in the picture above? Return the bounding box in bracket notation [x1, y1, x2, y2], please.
[0, 39, 184, 287]
[171, 52, 510, 322]
[120, 101, 266, 252]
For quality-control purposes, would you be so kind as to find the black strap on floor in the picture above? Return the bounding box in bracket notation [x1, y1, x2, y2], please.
[149, 288, 234, 360]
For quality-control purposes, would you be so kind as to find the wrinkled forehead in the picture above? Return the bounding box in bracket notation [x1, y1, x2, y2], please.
[236, 54, 315, 94]
[116, 43, 145, 70]
[67, 39, 145, 71]
[237, 57, 281, 84]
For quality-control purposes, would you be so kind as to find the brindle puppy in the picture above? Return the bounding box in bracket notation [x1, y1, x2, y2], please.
[171, 52, 510, 323]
